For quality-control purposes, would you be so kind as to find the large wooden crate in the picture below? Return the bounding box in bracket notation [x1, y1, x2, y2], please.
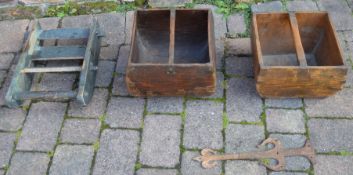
[126, 9, 216, 96]
[252, 12, 347, 98]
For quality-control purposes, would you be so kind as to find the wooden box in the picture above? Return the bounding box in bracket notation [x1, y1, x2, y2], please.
[252, 12, 347, 98]
[126, 9, 216, 96]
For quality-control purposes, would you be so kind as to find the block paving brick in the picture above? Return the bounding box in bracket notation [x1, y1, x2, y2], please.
[287, 0, 318, 11]
[7, 152, 50, 175]
[0, 20, 29, 53]
[147, 97, 183, 113]
[106, 97, 144, 128]
[112, 74, 129, 96]
[93, 129, 139, 175]
[0, 133, 15, 169]
[49, 145, 94, 175]
[17, 102, 66, 152]
[0, 53, 13, 70]
[226, 57, 253, 77]
[226, 78, 262, 122]
[140, 115, 181, 168]
[0, 107, 26, 132]
[95, 60, 115, 88]
[68, 88, 108, 118]
[265, 98, 302, 109]
[308, 119, 353, 152]
[226, 124, 265, 153]
[183, 100, 223, 149]
[225, 160, 266, 175]
[136, 169, 178, 175]
[305, 88, 353, 118]
[60, 119, 100, 144]
[314, 155, 353, 175]
[266, 109, 306, 134]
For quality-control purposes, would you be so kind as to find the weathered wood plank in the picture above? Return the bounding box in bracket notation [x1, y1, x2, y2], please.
[21, 66, 82, 73]
[77, 18, 102, 105]
[38, 28, 90, 40]
[32, 56, 84, 61]
[14, 91, 77, 100]
[35, 46, 86, 58]
[5, 22, 42, 107]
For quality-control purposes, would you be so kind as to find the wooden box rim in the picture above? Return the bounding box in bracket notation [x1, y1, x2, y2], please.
[127, 9, 215, 68]
[252, 11, 347, 70]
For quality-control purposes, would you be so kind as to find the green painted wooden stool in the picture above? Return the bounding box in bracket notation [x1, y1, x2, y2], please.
[5, 18, 103, 107]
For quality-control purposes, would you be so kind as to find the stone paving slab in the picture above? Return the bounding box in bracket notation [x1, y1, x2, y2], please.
[149, 0, 191, 7]
[226, 78, 262, 122]
[140, 115, 181, 168]
[116, 45, 130, 74]
[227, 13, 246, 37]
[251, 1, 283, 13]
[7, 152, 49, 175]
[68, 88, 108, 118]
[265, 98, 302, 109]
[0, 133, 15, 169]
[0, 65, 14, 106]
[319, 0, 353, 31]
[125, 11, 134, 45]
[287, 0, 318, 11]
[0, 53, 13, 70]
[96, 13, 125, 51]
[305, 88, 353, 118]
[106, 97, 144, 128]
[37, 73, 76, 91]
[136, 168, 178, 175]
[147, 97, 183, 114]
[0, 19, 29, 53]
[266, 109, 305, 134]
[0, 107, 25, 132]
[183, 100, 223, 149]
[314, 155, 353, 175]
[225, 160, 266, 175]
[181, 151, 222, 175]
[308, 119, 353, 152]
[95, 60, 115, 88]
[226, 124, 265, 153]
[225, 38, 251, 56]
[60, 119, 100, 144]
[17, 102, 66, 152]
[93, 129, 139, 175]
[112, 74, 129, 96]
[0, 71, 5, 87]
[270, 173, 308, 175]
[49, 145, 94, 175]
[215, 39, 225, 70]
[226, 57, 253, 77]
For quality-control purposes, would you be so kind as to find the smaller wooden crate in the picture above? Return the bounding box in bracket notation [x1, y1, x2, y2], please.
[252, 12, 347, 98]
[126, 9, 216, 96]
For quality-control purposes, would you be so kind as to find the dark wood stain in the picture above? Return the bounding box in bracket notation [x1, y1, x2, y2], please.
[126, 9, 216, 96]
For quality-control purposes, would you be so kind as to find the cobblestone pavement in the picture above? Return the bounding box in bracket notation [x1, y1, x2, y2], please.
[0, 0, 353, 175]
